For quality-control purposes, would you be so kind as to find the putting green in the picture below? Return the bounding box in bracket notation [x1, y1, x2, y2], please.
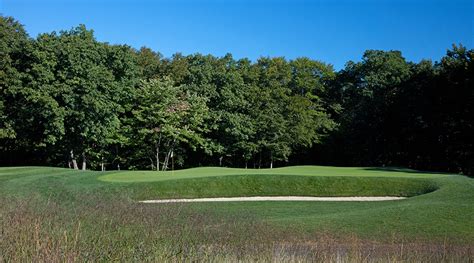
[99, 165, 450, 183]
[97, 166, 445, 200]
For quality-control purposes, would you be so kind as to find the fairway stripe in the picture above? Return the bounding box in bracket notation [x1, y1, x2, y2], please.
[139, 196, 406, 203]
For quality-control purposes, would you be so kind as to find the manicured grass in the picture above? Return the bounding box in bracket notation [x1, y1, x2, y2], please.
[128, 174, 438, 199]
[0, 166, 472, 244]
[99, 165, 450, 182]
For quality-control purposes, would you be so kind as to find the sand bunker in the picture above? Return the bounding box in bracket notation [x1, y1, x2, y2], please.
[140, 196, 406, 203]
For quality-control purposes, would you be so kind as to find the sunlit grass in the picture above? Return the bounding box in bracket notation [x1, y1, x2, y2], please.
[100, 165, 451, 182]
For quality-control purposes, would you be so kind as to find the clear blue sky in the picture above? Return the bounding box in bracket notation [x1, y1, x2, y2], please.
[1, 0, 473, 69]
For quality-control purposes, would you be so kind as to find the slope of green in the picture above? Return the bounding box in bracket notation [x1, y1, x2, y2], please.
[0, 166, 472, 242]
[120, 174, 439, 200]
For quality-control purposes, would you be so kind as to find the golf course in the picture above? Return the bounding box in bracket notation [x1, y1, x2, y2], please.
[1, 4, 473, 260]
[1, 166, 472, 261]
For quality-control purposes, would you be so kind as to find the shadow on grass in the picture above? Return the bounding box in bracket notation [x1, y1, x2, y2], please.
[363, 166, 456, 175]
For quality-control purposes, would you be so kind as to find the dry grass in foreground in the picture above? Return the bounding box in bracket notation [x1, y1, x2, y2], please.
[0, 196, 472, 262]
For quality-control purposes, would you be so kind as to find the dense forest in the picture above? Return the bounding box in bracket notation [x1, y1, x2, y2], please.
[1, 16, 473, 175]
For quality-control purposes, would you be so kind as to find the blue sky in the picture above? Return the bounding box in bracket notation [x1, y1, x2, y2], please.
[1, 0, 473, 69]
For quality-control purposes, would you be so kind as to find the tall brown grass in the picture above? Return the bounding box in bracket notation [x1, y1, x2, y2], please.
[1, 195, 472, 262]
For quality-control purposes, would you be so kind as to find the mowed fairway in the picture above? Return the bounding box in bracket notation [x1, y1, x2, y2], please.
[1, 166, 473, 261]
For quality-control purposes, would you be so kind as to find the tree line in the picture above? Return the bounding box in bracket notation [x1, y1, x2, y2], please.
[1, 16, 472, 175]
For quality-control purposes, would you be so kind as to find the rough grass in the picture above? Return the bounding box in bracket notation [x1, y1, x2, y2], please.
[1, 195, 472, 262]
[0, 166, 473, 261]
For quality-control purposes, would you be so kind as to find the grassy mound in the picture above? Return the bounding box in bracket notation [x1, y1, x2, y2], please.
[128, 174, 438, 200]
[98, 165, 443, 200]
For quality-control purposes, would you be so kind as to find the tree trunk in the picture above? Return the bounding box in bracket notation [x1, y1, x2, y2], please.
[163, 149, 172, 171]
[70, 150, 78, 170]
[101, 157, 105, 172]
[81, 152, 86, 171]
[245, 161, 248, 169]
[162, 139, 176, 171]
[156, 147, 160, 171]
[270, 152, 273, 169]
[156, 134, 162, 171]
